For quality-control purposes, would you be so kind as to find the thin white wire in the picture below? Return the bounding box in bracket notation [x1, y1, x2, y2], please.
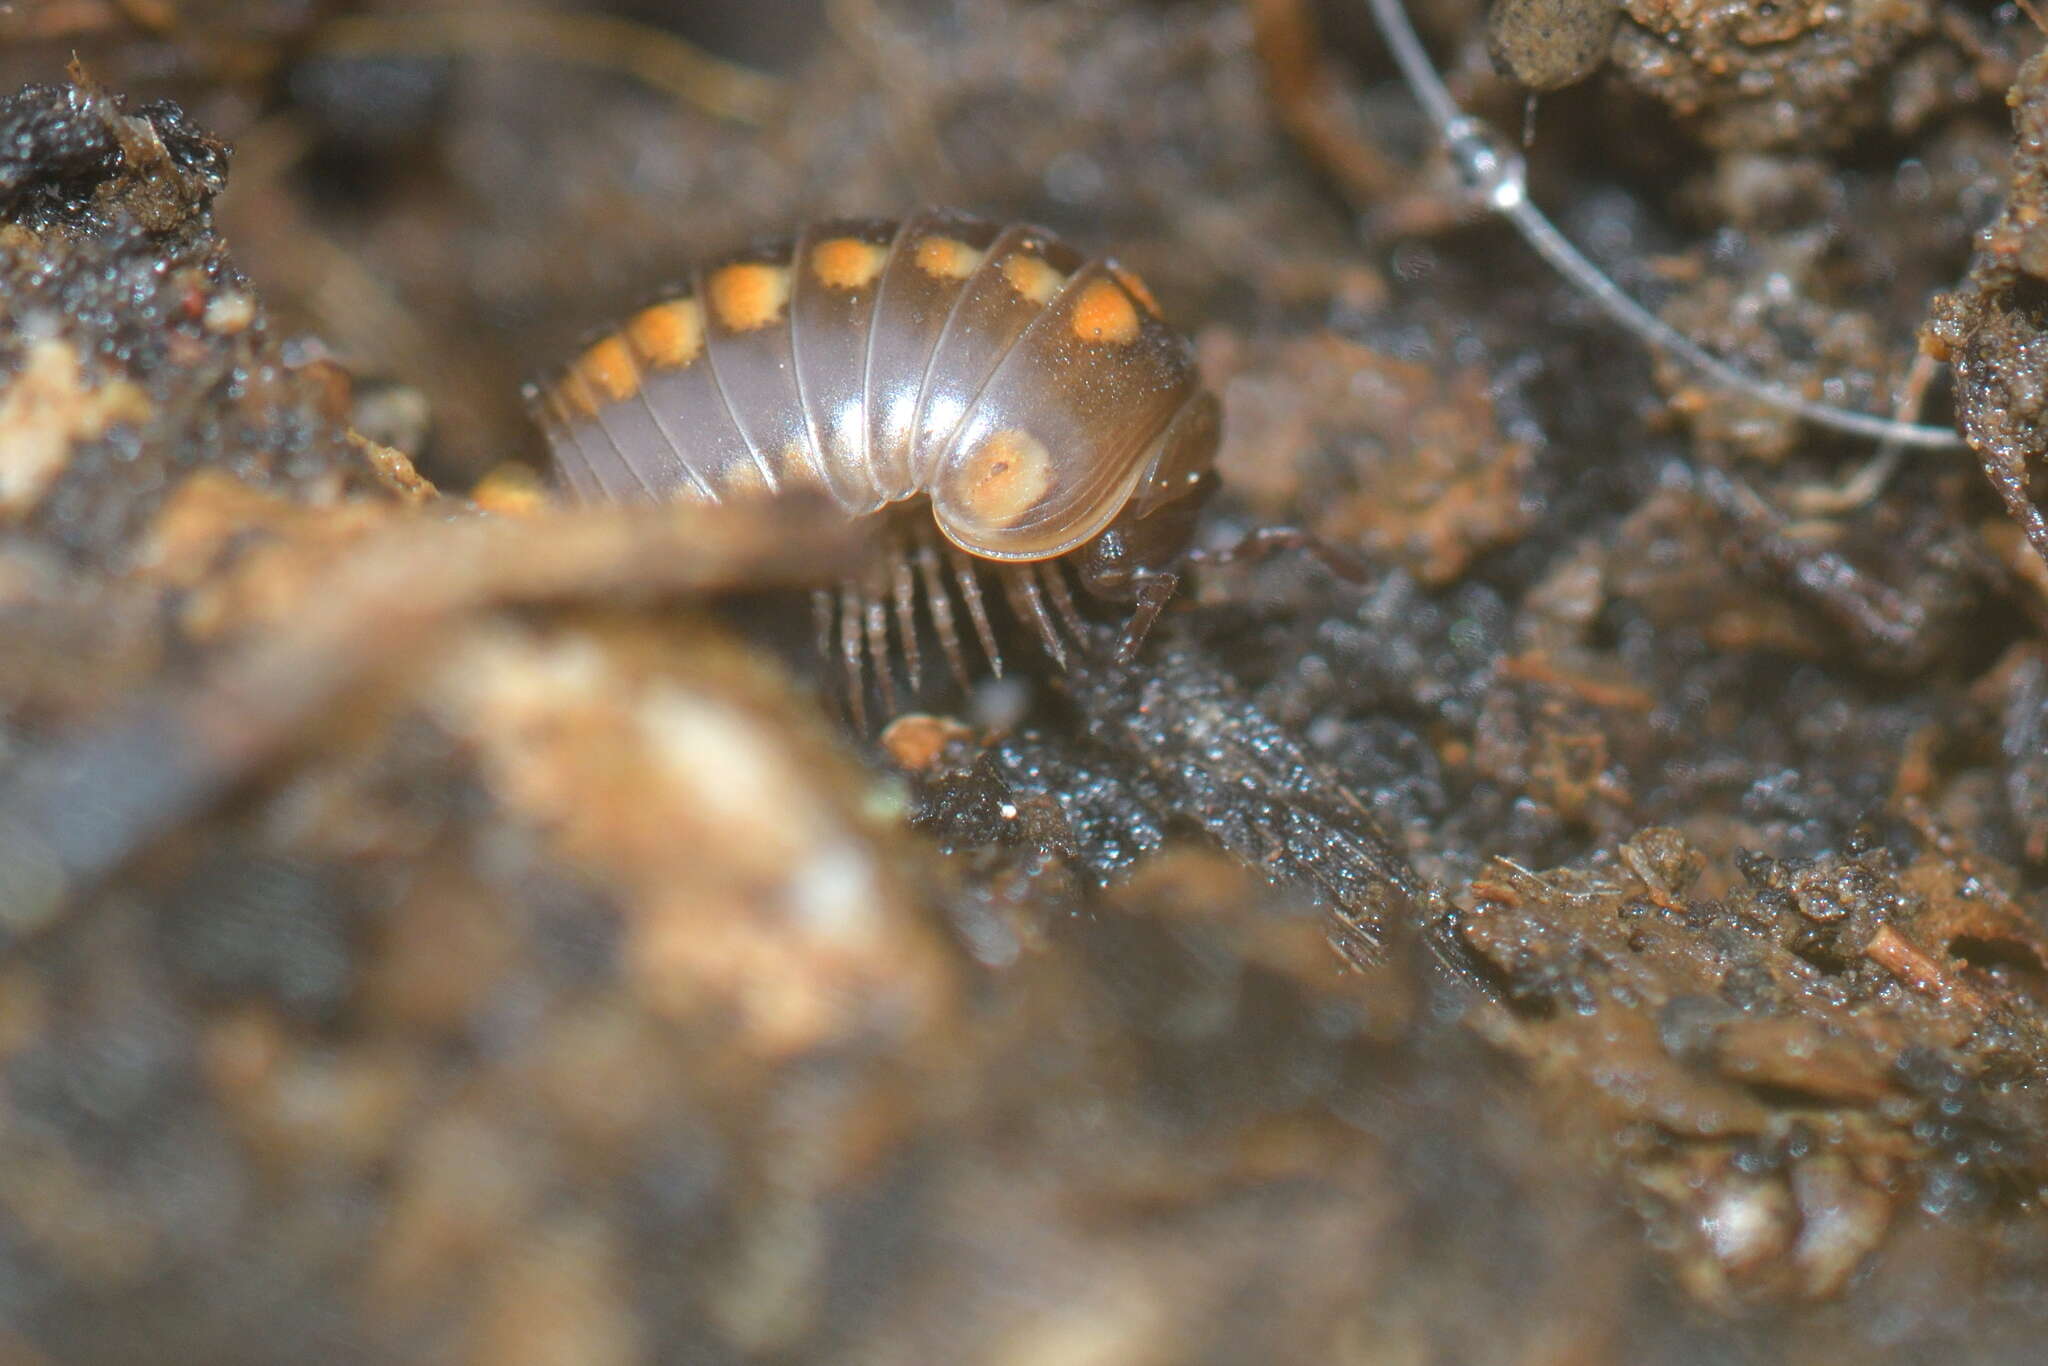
[1361, 0, 1965, 451]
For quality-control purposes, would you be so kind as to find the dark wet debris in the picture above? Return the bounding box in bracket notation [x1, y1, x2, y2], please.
[1458, 820, 2048, 1303]
[0, 70, 360, 567]
[909, 646, 1427, 969]
[0, 78, 226, 232]
[6, 3, 2048, 1362]
[1926, 49, 2048, 592]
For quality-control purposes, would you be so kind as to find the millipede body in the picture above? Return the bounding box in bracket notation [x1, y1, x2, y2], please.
[527, 208, 1220, 722]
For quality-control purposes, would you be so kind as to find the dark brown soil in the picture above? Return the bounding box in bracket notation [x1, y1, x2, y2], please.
[6, 1, 2048, 1361]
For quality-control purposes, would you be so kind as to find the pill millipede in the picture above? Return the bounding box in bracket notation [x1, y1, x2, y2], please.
[525, 208, 1221, 726]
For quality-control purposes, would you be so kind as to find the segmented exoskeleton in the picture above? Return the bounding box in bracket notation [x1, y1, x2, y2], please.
[527, 209, 1220, 724]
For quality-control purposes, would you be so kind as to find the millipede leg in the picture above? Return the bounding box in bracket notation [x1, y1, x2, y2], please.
[1115, 570, 1179, 665]
[839, 581, 868, 731]
[916, 539, 971, 689]
[891, 547, 922, 694]
[1003, 569, 1068, 670]
[1038, 560, 1087, 642]
[949, 549, 1004, 679]
[812, 588, 838, 703]
[864, 587, 898, 714]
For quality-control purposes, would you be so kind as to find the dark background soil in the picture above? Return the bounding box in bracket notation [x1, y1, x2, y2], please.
[5, 0, 2048, 1360]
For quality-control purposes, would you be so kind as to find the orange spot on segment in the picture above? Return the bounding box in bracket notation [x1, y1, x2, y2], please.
[627, 299, 704, 368]
[575, 336, 640, 403]
[1070, 279, 1140, 345]
[914, 236, 984, 281]
[1001, 253, 1066, 305]
[811, 237, 888, 290]
[953, 428, 1053, 527]
[558, 371, 604, 419]
[472, 463, 549, 517]
[1111, 266, 1161, 317]
[708, 263, 791, 332]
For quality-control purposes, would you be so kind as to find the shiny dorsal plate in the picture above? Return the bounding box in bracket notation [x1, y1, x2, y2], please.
[542, 341, 670, 503]
[616, 293, 752, 503]
[696, 243, 835, 502]
[905, 222, 1086, 488]
[528, 380, 610, 503]
[581, 331, 708, 501]
[862, 209, 1004, 503]
[931, 261, 1199, 559]
[788, 219, 898, 514]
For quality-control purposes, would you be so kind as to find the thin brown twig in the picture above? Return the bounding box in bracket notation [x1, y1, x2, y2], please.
[311, 7, 785, 126]
[1246, 0, 1401, 204]
[0, 497, 866, 934]
[1785, 350, 1942, 518]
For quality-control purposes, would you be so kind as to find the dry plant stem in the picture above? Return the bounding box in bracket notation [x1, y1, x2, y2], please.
[1247, 0, 1402, 203]
[1864, 925, 1983, 1009]
[0, 498, 865, 935]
